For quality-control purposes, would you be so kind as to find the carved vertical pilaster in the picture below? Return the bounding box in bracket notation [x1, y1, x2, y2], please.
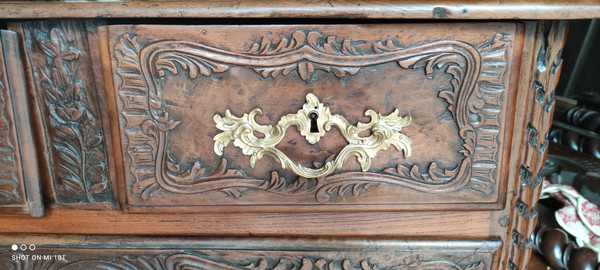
[505, 21, 567, 270]
[20, 20, 113, 204]
[0, 30, 44, 217]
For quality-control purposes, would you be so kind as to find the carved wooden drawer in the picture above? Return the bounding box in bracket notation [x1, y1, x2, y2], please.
[103, 23, 518, 212]
[0, 235, 501, 270]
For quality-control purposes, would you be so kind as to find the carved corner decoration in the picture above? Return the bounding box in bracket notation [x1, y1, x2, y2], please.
[114, 28, 510, 204]
[25, 21, 112, 203]
[213, 93, 412, 178]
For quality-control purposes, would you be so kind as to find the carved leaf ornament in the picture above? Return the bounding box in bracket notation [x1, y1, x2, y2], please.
[37, 26, 110, 202]
[115, 30, 509, 202]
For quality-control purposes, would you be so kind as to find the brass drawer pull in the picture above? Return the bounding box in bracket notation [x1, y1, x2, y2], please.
[213, 94, 412, 178]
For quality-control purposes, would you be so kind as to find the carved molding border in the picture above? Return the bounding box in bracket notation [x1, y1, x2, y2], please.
[115, 30, 510, 203]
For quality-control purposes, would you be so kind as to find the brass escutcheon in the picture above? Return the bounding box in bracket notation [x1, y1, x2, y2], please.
[213, 94, 412, 178]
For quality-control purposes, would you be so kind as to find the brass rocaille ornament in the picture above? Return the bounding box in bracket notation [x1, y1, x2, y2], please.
[213, 93, 412, 178]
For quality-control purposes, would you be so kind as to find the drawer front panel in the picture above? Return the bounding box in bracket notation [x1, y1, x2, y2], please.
[104, 23, 519, 212]
[1, 235, 501, 270]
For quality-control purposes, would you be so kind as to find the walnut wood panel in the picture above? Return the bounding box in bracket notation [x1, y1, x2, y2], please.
[0, 30, 43, 217]
[0, 235, 501, 270]
[103, 23, 519, 212]
[18, 20, 115, 205]
[0, 209, 491, 237]
[0, 0, 599, 20]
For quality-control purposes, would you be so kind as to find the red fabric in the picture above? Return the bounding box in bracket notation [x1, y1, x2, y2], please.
[542, 179, 600, 254]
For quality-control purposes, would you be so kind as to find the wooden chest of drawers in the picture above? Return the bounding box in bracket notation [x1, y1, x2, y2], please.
[0, 1, 598, 269]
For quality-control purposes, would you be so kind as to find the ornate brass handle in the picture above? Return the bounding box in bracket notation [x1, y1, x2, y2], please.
[213, 94, 412, 178]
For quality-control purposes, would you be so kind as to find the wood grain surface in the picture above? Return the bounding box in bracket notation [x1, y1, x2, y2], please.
[0, 209, 492, 237]
[0, 0, 599, 20]
[0, 30, 43, 217]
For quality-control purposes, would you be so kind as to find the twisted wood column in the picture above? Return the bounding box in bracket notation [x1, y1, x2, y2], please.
[533, 224, 600, 270]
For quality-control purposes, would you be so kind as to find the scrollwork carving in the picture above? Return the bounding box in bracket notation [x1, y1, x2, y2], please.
[6, 251, 486, 270]
[247, 31, 367, 83]
[114, 28, 510, 204]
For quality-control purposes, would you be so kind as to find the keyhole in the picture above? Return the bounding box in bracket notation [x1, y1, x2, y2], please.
[309, 112, 319, 133]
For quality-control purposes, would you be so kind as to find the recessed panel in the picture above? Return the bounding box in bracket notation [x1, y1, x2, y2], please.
[104, 23, 518, 212]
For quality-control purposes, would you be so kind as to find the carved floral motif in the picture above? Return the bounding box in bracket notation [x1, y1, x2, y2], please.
[115, 29, 510, 203]
[34, 24, 110, 202]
